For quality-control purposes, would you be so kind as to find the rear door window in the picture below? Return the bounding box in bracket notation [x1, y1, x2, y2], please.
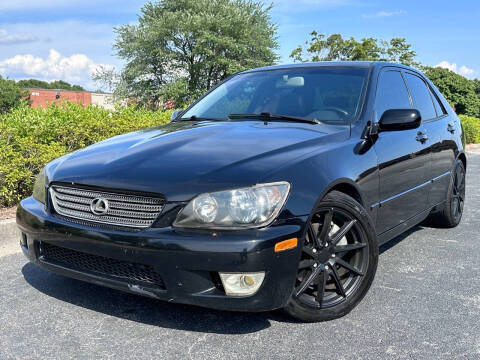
[404, 73, 437, 120]
[375, 70, 412, 118]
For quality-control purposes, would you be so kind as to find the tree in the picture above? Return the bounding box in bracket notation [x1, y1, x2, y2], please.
[290, 32, 418, 66]
[106, 0, 278, 108]
[0, 76, 24, 113]
[423, 66, 480, 117]
[49, 80, 84, 91]
[16, 79, 85, 91]
[473, 79, 480, 96]
[382, 38, 417, 66]
[472, 79, 480, 112]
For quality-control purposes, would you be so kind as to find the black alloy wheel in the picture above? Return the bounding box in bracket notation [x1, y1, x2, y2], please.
[285, 191, 378, 322]
[451, 163, 466, 223]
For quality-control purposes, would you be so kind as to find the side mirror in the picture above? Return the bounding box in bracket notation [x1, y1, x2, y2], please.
[378, 109, 421, 132]
[171, 109, 184, 121]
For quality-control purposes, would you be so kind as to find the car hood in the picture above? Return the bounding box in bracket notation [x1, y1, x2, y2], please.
[48, 120, 348, 200]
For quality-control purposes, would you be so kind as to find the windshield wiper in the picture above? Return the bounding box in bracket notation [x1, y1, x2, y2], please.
[228, 112, 320, 125]
[177, 115, 227, 122]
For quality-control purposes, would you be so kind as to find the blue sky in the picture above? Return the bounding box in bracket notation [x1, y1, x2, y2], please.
[0, 0, 478, 90]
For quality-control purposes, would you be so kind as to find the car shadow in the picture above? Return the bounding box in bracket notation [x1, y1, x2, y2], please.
[378, 219, 439, 254]
[21, 263, 299, 335]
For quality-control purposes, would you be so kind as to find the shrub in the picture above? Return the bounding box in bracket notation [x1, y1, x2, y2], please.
[459, 115, 480, 144]
[0, 102, 171, 206]
[0, 76, 25, 114]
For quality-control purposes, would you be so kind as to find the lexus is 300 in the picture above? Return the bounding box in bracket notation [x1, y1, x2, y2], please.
[17, 62, 466, 322]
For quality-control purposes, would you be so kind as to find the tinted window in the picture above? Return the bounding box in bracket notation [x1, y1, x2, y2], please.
[404, 73, 437, 120]
[182, 67, 369, 125]
[375, 70, 411, 118]
[429, 86, 447, 116]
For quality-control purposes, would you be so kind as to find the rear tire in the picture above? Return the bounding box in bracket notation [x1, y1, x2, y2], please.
[284, 190, 378, 322]
[428, 160, 465, 228]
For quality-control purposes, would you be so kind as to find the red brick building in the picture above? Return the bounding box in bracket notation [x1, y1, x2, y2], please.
[27, 89, 92, 108]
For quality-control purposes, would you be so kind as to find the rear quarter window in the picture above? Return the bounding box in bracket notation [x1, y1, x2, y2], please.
[428, 85, 447, 117]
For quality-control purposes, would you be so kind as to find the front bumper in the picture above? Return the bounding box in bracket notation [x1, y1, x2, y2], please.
[17, 197, 307, 312]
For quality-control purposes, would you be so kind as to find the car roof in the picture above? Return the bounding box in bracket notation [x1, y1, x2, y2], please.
[240, 61, 417, 74]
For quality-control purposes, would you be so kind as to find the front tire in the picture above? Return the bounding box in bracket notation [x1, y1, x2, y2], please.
[284, 191, 378, 322]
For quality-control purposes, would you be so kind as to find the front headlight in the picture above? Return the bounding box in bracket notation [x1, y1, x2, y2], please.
[173, 182, 290, 229]
[32, 168, 47, 204]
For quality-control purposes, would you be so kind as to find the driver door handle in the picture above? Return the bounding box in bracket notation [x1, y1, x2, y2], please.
[447, 123, 456, 133]
[416, 130, 428, 143]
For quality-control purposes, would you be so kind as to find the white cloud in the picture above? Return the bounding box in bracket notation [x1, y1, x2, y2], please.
[459, 65, 475, 76]
[0, 29, 38, 45]
[0, 49, 114, 89]
[362, 10, 406, 18]
[436, 61, 476, 77]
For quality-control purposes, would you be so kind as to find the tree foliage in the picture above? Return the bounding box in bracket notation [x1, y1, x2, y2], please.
[107, 0, 278, 108]
[0, 76, 25, 113]
[290, 32, 417, 66]
[472, 79, 480, 98]
[16, 79, 84, 91]
[423, 66, 480, 117]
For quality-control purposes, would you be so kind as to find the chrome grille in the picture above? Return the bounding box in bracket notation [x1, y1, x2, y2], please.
[50, 185, 164, 228]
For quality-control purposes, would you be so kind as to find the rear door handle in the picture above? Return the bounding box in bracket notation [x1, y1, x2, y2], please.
[416, 131, 428, 143]
[447, 123, 456, 133]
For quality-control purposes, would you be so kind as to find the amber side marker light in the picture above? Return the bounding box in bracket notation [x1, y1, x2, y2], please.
[274, 238, 298, 252]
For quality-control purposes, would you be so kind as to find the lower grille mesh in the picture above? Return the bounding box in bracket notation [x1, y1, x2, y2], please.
[38, 242, 165, 288]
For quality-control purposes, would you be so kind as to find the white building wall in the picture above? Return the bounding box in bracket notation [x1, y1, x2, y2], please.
[91, 93, 115, 110]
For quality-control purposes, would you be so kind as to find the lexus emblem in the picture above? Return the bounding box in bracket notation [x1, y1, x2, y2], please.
[90, 198, 109, 215]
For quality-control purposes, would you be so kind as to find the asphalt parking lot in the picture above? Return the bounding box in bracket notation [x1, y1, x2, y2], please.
[1, 153, 479, 360]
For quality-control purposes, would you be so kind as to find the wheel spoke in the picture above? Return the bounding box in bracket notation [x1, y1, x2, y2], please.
[295, 266, 321, 297]
[316, 270, 327, 307]
[317, 209, 332, 245]
[331, 220, 356, 246]
[307, 223, 321, 248]
[302, 246, 315, 258]
[336, 258, 364, 276]
[456, 168, 464, 188]
[457, 196, 464, 213]
[330, 266, 346, 298]
[334, 242, 366, 254]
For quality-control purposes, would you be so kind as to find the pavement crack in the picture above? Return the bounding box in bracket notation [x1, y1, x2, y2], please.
[188, 333, 208, 359]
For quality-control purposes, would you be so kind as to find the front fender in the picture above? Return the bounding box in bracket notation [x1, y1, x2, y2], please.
[263, 138, 380, 220]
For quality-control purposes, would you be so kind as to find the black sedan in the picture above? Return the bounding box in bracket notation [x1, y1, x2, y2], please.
[17, 62, 466, 322]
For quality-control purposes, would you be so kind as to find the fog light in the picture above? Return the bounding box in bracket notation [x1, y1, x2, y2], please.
[219, 272, 265, 296]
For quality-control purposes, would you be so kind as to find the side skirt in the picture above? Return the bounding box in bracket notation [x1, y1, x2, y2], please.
[377, 200, 446, 246]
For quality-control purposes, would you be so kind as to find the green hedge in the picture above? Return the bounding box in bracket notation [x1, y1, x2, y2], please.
[0, 102, 171, 206]
[459, 115, 480, 144]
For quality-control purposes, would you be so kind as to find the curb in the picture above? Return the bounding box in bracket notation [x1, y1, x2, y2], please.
[466, 144, 480, 154]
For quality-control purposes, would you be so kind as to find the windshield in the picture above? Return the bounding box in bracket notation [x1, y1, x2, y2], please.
[181, 67, 369, 125]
